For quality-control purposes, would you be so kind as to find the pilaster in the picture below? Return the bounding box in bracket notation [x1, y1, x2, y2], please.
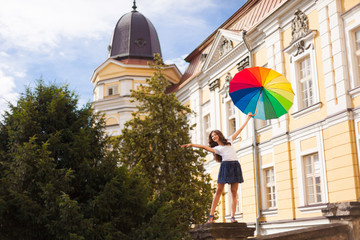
[317, 0, 351, 115]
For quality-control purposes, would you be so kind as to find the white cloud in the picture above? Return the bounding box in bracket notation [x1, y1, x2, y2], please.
[0, 0, 242, 118]
[165, 55, 189, 74]
[0, 0, 122, 51]
[0, 69, 19, 117]
[0, 0, 220, 52]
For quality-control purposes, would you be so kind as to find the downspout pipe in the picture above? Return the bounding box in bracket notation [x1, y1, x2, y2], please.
[242, 30, 262, 236]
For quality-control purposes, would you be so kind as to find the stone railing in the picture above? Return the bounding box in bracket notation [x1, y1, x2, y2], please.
[189, 201, 360, 240]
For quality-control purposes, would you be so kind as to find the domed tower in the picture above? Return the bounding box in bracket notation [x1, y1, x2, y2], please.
[109, 2, 162, 61]
[91, 1, 181, 136]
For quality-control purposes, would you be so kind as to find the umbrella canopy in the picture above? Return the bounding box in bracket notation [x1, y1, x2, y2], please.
[229, 67, 294, 120]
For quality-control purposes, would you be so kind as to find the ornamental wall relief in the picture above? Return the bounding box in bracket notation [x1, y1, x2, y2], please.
[237, 56, 249, 71]
[284, 9, 317, 62]
[291, 9, 310, 42]
[219, 72, 232, 103]
[219, 38, 233, 57]
[209, 78, 220, 91]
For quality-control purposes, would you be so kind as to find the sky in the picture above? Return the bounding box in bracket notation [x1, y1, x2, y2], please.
[0, 0, 247, 117]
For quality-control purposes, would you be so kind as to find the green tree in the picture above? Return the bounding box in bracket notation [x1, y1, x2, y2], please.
[116, 54, 214, 239]
[0, 81, 150, 239]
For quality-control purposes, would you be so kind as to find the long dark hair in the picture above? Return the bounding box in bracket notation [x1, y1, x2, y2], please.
[209, 130, 231, 162]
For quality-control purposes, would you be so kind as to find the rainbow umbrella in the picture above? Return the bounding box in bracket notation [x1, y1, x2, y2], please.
[229, 67, 294, 120]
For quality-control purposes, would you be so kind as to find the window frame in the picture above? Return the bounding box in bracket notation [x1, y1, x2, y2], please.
[297, 56, 314, 109]
[263, 166, 277, 210]
[203, 113, 211, 145]
[343, 4, 360, 93]
[303, 153, 322, 205]
[106, 84, 119, 96]
[225, 182, 243, 220]
[226, 100, 237, 136]
[284, 31, 320, 118]
[295, 132, 328, 213]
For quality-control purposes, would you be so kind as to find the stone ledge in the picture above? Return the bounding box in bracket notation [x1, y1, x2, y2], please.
[190, 222, 255, 240]
[250, 223, 350, 240]
[322, 202, 360, 218]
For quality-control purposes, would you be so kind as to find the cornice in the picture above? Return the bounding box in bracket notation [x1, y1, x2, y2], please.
[203, 42, 247, 76]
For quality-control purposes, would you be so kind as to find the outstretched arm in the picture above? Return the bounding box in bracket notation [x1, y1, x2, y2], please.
[181, 143, 215, 153]
[231, 112, 256, 141]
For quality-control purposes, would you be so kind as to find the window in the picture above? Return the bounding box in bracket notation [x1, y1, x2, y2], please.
[227, 101, 236, 135]
[225, 185, 242, 217]
[355, 30, 360, 86]
[295, 134, 328, 211]
[342, 6, 360, 93]
[107, 85, 118, 96]
[298, 57, 313, 109]
[264, 167, 276, 209]
[203, 114, 211, 144]
[303, 153, 322, 204]
[284, 30, 319, 117]
[255, 119, 271, 130]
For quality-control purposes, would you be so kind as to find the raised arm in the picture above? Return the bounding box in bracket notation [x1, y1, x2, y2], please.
[181, 143, 215, 153]
[231, 112, 256, 141]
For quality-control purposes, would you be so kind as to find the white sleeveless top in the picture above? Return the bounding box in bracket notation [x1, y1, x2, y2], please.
[212, 137, 238, 162]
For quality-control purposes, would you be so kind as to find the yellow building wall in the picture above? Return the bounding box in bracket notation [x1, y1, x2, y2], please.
[163, 67, 181, 84]
[267, 143, 295, 221]
[352, 95, 360, 107]
[240, 153, 258, 222]
[257, 130, 273, 143]
[94, 63, 155, 84]
[202, 88, 210, 104]
[342, 0, 359, 12]
[105, 115, 119, 125]
[323, 121, 360, 202]
[300, 136, 317, 151]
[253, 46, 267, 67]
[261, 153, 273, 166]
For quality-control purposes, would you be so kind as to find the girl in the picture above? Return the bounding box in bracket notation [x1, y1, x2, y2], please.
[181, 112, 255, 223]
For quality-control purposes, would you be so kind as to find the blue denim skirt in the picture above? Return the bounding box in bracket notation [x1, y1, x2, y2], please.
[217, 161, 244, 184]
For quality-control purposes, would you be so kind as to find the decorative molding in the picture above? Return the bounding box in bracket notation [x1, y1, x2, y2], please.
[291, 9, 310, 43]
[200, 53, 208, 62]
[293, 40, 312, 57]
[202, 29, 246, 73]
[284, 29, 317, 59]
[208, 78, 220, 91]
[237, 56, 250, 71]
[135, 38, 146, 48]
[219, 72, 232, 103]
[291, 101, 322, 119]
[283, 9, 317, 61]
[219, 38, 233, 57]
[261, 208, 278, 217]
[299, 203, 328, 213]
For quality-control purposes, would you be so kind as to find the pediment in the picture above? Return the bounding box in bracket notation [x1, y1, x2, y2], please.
[202, 29, 244, 71]
[91, 59, 127, 83]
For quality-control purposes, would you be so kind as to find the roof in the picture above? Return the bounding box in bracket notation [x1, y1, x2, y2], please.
[109, 9, 162, 60]
[169, 0, 285, 93]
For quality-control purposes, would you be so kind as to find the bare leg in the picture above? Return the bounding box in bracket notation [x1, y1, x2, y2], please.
[208, 183, 225, 222]
[230, 183, 239, 222]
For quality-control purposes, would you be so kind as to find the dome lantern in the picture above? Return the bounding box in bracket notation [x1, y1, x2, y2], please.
[109, 4, 162, 60]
